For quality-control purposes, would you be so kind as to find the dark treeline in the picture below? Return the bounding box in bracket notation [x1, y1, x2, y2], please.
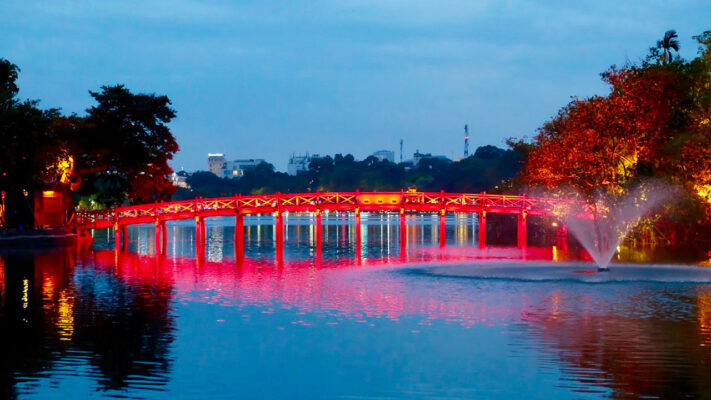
[175, 145, 523, 199]
[0, 58, 179, 228]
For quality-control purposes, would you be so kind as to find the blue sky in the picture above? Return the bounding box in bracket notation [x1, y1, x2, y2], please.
[2, 0, 709, 171]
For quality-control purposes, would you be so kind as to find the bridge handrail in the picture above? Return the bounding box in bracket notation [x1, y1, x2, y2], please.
[75, 191, 587, 228]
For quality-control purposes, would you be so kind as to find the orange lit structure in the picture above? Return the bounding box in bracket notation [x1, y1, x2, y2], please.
[34, 190, 72, 228]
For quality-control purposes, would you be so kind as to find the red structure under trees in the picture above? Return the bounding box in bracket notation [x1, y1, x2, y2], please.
[76, 190, 576, 256]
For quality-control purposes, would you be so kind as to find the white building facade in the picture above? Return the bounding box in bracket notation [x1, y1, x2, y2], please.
[287, 153, 320, 176]
[208, 154, 265, 179]
[371, 150, 395, 163]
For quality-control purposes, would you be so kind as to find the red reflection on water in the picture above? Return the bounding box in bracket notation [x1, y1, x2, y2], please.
[86, 247, 574, 327]
[5, 246, 711, 398]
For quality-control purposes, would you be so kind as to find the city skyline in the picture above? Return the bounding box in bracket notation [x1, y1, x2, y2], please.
[2, 0, 710, 171]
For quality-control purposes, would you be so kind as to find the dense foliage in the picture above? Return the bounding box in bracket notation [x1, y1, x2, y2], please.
[0, 60, 59, 227]
[520, 30, 711, 239]
[0, 58, 178, 227]
[176, 145, 523, 199]
[55, 86, 179, 206]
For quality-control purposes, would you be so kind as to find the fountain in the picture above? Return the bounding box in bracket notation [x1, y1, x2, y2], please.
[563, 182, 677, 271]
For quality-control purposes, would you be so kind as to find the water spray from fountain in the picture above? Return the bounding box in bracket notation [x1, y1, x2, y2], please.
[559, 181, 678, 271]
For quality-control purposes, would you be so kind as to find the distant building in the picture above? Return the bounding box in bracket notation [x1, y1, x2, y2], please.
[411, 150, 451, 167]
[222, 159, 265, 179]
[371, 150, 395, 163]
[288, 153, 320, 176]
[208, 154, 226, 176]
[208, 154, 265, 179]
[171, 170, 191, 189]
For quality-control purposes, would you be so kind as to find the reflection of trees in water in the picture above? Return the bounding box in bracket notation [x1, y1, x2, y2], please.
[523, 288, 711, 399]
[0, 250, 175, 397]
[72, 256, 175, 390]
[0, 253, 57, 399]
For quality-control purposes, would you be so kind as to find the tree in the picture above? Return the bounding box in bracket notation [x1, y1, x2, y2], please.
[522, 64, 681, 197]
[64, 85, 179, 206]
[519, 30, 711, 242]
[657, 30, 680, 64]
[0, 59, 58, 228]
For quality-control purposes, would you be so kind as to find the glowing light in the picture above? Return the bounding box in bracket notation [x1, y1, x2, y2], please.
[57, 155, 73, 185]
[551, 222, 559, 227]
[57, 290, 75, 341]
[357, 194, 402, 205]
[45, 152, 75, 186]
[698, 290, 711, 347]
[22, 278, 28, 309]
[696, 184, 711, 204]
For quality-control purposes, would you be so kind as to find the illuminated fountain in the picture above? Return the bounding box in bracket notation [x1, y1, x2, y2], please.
[564, 182, 676, 271]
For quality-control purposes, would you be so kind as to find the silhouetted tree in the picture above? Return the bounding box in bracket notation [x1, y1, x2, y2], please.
[62, 85, 179, 206]
[657, 29, 680, 64]
[0, 59, 58, 228]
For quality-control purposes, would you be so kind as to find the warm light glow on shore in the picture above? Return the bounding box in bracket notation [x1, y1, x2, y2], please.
[696, 184, 711, 204]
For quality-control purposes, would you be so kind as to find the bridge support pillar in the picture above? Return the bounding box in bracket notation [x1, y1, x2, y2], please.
[155, 220, 162, 254]
[400, 209, 406, 261]
[114, 223, 122, 252]
[517, 212, 527, 248]
[161, 221, 167, 255]
[355, 208, 361, 264]
[121, 225, 128, 251]
[234, 213, 244, 261]
[315, 210, 322, 265]
[439, 210, 446, 249]
[195, 215, 205, 256]
[275, 211, 284, 267]
[478, 211, 486, 248]
[556, 223, 568, 250]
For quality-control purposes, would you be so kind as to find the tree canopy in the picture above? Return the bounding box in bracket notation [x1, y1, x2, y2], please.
[519, 29, 711, 235]
[0, 59, 59, 227]
[60, 85, 179, 205]
[0, 58, 179, 227]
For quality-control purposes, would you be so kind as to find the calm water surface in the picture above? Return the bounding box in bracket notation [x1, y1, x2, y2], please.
[1, 214, 711, 399]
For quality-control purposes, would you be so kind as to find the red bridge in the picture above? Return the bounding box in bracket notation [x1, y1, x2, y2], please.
[76, 190, 576, 256]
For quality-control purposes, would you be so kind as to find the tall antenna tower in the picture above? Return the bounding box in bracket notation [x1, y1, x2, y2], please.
[400, 139, 403, 163]
[463, 124, 469, 158]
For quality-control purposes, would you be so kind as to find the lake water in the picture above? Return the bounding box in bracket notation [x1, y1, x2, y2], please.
[2, 214, 711, 399]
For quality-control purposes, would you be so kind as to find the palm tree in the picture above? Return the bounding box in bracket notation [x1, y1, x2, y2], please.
[656, 30, 680, 64]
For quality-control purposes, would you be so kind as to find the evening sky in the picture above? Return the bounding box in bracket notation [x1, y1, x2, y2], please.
[2, 0, 710, 171]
